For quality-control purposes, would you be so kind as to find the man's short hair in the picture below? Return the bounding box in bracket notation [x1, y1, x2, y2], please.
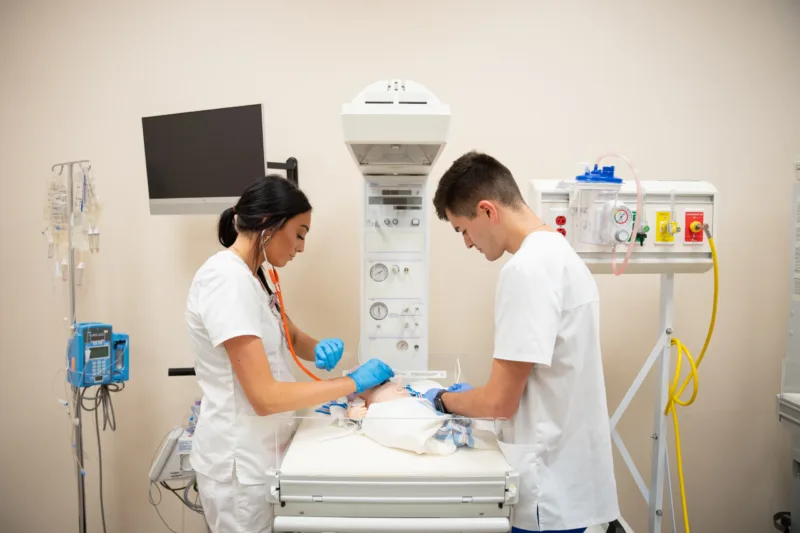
[432, 151, 525, 220]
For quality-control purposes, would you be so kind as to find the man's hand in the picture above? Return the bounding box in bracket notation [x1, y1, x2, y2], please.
[435, 360, 533, 418]
[448, 383, 474, 393]
[423, 383, 475, 411]
[422, 387, 441, 406]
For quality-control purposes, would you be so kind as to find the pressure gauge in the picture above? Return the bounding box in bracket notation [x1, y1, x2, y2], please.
[613, 206, 631, 225]
[369, 302, 388, 320]
[370, 263, 389, 282]
[396, 340, 408, 351]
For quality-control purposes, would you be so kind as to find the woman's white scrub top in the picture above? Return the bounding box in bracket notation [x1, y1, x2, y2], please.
[185, 250, 296, 485]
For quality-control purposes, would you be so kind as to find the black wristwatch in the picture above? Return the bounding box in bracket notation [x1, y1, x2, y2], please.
[433, 389, 450, 414]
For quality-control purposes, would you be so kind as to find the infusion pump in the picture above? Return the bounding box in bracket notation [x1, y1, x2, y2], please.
[361, 178, 429, 372]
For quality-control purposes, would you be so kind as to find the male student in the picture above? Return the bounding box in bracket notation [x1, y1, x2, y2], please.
[424, 151, 620, 532]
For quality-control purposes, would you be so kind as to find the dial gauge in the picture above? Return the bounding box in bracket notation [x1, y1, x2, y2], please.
[370, 302, 388, 320]
[613, 207, 630, 224]
[370, 263, 389, 282]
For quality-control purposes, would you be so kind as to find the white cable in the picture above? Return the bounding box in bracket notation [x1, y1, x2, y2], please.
[53, 367, 86, 472]
[148, 482, 180, 533]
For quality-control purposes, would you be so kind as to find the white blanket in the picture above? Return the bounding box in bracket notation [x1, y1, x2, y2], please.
[315, 381, 499, 455]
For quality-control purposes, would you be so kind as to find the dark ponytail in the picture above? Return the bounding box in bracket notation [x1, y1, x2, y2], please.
[217, 174, 312, 248]
[218, 207, 238, 247]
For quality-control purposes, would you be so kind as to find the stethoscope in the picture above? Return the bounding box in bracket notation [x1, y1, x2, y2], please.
[256, 226, 322, 383]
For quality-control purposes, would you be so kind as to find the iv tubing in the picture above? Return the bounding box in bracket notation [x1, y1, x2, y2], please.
[594, 153, 643, 276]
[269, 267, 322, 382]
[662, 226, 718, 533]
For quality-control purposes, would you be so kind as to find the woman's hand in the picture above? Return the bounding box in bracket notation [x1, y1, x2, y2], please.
[314, 338, 344, 371]
[347, 359, 395, 393]
[225, 335, 358, 416]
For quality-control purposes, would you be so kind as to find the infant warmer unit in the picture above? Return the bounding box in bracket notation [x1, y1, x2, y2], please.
[269, 80, 520, 533]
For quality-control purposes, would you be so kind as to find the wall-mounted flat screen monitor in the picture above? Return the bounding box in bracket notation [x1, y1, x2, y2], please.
[142, 104, 265, 215]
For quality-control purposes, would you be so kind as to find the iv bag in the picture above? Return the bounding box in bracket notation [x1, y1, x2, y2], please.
[44, 172, 68, 240]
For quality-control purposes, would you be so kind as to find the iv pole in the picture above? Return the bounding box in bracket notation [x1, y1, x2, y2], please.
[52, 158, 92, 533]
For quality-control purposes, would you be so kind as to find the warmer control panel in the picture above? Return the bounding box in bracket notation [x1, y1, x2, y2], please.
[361, 179, 429, 370]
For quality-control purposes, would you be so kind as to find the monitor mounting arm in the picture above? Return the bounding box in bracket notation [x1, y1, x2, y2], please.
[267, 157, 299, 187]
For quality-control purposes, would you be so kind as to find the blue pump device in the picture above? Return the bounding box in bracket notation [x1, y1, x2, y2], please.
[67, 322, 130, 387]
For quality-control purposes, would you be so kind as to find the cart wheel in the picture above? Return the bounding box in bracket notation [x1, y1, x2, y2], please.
[774, 511, 791, 532]
[606, 519, 626, 533]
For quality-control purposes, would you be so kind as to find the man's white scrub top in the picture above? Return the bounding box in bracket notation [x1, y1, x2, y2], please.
[493, 231, 619, 531]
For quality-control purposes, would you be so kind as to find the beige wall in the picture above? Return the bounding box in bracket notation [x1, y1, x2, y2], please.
[1, 1, 799, 532]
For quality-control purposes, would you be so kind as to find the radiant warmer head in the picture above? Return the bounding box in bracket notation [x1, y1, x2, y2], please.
[341, 79, 451, 177]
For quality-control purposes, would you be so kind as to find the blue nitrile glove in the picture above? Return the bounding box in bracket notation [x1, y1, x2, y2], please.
[447, 383, 474, 393]
[424, 384, 474, 412]
[314, 338, 344, 371]
[423, 387, 445, 406]
[348, 359, 395, 393]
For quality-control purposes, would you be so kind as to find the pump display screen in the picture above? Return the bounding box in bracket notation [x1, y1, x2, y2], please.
[89, 346, 110, 360]
[87, 329, 110, 343]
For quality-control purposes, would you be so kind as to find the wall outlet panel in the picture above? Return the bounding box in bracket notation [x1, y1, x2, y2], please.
[528, 179, 717, 274]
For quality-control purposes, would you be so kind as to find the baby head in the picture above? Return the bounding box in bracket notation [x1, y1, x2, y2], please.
[347, 375, 410, 406]
[360, 378, 410, 406]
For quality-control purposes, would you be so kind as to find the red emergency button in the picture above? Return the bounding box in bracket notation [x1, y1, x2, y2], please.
[555, 215, 567, 226]
[557, 228, 567, 237]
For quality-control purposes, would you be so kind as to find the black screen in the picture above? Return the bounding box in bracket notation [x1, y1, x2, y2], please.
[142, 104, 265, 199]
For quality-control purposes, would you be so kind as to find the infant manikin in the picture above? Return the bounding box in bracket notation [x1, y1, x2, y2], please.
[346, 378, 415, 420]
[315, 377, 497, 455]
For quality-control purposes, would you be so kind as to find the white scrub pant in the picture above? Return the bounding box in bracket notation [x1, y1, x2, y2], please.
[196, 471, 272, 533]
